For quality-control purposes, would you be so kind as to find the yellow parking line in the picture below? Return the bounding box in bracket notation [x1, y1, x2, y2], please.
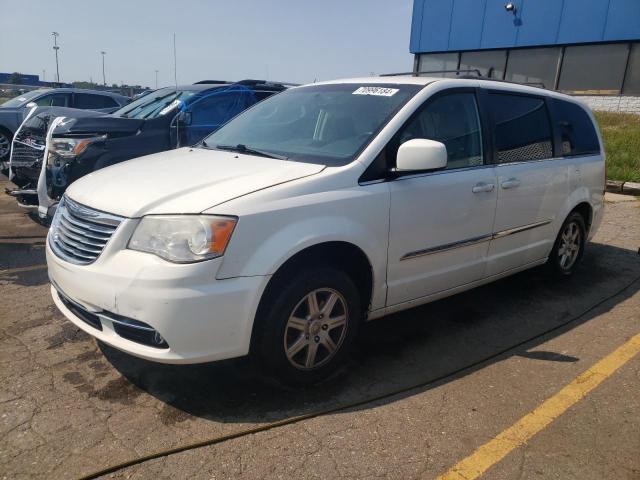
[437, 332, 640, 480]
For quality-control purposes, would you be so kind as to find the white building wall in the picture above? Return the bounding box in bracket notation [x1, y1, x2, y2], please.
[577, 96, 640, 114]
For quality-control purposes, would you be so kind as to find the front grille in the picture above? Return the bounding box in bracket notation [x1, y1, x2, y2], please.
[11, 141, 45, 167]
[49, 196, 123, 265]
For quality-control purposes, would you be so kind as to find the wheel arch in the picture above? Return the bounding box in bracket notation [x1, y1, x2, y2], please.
[250, 241, 375, 355]
[571, 201, 593, 234]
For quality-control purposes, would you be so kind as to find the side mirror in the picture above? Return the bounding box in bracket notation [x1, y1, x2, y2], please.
[396, 138, 447, 173]
[25, 102, 37, 108]
[176, 111, 192, 126]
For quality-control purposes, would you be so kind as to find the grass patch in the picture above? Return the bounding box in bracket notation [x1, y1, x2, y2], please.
[594, 111, 640, 183]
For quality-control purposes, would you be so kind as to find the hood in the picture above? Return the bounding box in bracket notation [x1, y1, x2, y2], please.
[66, 147, 326, 217]
[0, 107, 24, 128]
[53, 110, 142, 136]
[0, 106, 22, 114]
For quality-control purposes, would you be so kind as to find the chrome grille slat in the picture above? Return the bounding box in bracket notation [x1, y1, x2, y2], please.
[49, 197, 123, 265]
[55, 230, 105, 254]
[57, 219, 110, 243]
[53, 240, 97, 260]
[60, 209, 118, 234]
[11, 129, 46, 167]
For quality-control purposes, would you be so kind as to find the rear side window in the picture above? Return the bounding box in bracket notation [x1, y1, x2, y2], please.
[35, 93, 71, 107]
[74, 93, 118, 109]
[552, 100, 600, 156]
[489, 93, 553, 163]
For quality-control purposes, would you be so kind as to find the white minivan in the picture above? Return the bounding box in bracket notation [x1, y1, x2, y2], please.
[47, 76, 605, 384]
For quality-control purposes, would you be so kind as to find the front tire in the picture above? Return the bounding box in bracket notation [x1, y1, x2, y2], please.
[548, 212, 586, 276]
[254, 266, 361, 386]
[0, 128, 12, 176]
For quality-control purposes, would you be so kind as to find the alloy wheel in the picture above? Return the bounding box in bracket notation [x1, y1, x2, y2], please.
[0, 132, 9, 159]
[558, 221, 581, 270]
[283, 288, 348, 370]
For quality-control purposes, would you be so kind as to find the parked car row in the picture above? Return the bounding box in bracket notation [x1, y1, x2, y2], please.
[5, 80, 292, 220]
[0, 88, 128, 168]
[43, 74, 605, 384]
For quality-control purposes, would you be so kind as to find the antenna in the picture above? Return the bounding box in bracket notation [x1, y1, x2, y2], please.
[173, 33, 178, 89]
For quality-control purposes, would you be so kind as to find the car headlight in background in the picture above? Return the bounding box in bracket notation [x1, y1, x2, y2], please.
[128, 215, 237, 263]
[48, 136, 105, 165]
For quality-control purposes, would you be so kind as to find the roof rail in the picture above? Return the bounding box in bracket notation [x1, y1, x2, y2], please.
[380, 69, 482, 77]
[235, 79, 300, 87]
[193, 80, 232, 84]
[381, 70, 549, 90]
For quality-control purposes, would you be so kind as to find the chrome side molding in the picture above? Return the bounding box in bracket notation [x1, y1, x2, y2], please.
[491, 219, 552, 239]
[401, 219, 553, 261]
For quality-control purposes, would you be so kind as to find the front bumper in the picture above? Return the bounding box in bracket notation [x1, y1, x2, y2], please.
[46, 230, 270, 364]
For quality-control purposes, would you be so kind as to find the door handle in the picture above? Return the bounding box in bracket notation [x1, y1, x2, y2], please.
[501, 178, 521, 189]
[472, 182, 495, 193]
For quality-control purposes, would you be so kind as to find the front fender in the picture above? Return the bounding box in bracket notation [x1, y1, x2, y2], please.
[216, 184, 390, 311]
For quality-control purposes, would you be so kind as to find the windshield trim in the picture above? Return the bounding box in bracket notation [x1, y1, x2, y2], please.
[111, 88, 198, 119]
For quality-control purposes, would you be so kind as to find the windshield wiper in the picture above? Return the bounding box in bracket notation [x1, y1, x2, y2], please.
[215, 144, 288, 160]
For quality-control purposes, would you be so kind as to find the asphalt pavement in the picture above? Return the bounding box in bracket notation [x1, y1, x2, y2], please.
[1, 177, 638, 480]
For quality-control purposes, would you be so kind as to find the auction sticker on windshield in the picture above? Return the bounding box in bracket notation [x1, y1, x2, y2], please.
[352, 87, 399, 97]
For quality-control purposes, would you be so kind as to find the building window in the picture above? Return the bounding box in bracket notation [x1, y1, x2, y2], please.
[623, 42, 640, 95]
[417, 53, 459, 77]
[489, 93, 553, 164]
[505, 47, 561, 90]
[459, 50, 507, 79]
[558, 44, 629, 94]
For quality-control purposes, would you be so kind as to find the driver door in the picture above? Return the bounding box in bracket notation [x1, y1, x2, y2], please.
[386, 89, 498, 306]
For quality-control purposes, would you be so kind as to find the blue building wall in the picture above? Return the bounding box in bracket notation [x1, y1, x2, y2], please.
[410, 0, 640, 53]
[0, 73, 41, 86]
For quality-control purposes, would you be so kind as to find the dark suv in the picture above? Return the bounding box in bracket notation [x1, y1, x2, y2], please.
[8, 80, 293, 219]
[0, 88, 129, 165]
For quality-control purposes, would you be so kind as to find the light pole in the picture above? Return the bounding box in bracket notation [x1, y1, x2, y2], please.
[101, 51, 107, 86]
[155, 70, 159, 89]
[52, 32, 60, 84]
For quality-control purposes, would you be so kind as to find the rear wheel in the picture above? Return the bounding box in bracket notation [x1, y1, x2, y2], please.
[548, 212, 586, 276]
[254, 266, 361, 386]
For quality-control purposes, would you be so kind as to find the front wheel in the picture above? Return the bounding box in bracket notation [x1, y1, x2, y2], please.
[254, 267, 361, 386]
[0, 128, 12, 176]
[548, 212, 586, 276]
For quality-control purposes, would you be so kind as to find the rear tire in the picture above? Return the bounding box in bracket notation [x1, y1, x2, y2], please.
[253, 266, 361, 386]
[547, 212, 586, 277]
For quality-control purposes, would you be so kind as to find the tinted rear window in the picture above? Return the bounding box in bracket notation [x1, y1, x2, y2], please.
[489, 93, 553, 164]
[551, 100, 600, 156]
[74, 93, 118, 109]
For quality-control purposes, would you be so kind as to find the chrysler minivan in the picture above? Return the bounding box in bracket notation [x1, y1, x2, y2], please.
[47, 76, 604, 384]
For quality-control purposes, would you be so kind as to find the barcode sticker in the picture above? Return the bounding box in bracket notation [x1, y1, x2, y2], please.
[352, 86, 399, 97]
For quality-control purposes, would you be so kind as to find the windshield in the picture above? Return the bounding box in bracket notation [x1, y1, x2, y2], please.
[111, 87, 198, 119]
[202, 83, 422, 165]
[1, 89, 49, 108]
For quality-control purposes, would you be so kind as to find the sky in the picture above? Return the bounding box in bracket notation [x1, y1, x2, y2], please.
[0, 0, 415, 88]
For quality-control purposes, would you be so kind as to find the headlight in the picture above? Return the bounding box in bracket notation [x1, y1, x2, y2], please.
[49, 136, 105, 162]
[128, 215, 237, 263]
